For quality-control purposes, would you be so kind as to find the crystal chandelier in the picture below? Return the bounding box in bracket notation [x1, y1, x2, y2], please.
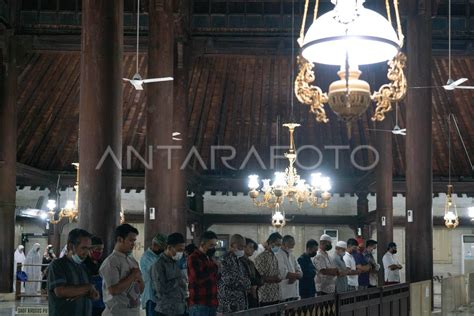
[47, 163, 80, 224]
[248, 123, 331, 209]
[295, 0, 407, 123]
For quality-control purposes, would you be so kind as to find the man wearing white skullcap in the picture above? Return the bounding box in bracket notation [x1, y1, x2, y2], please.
[332, 241, 349, 293]
[313, 234, 338, 295]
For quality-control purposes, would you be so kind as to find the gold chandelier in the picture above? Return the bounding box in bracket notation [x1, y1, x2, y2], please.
[248, 123, 331, 209]
[295, 0, 407, 123]
[47, 163, 80, 224]
[47, 163, 125, 225]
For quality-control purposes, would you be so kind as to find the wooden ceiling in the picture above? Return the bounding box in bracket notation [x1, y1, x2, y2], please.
[15, 51, 474, 179]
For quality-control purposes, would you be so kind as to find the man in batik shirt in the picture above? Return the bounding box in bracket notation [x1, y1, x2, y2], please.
[255, 232, 283, 306]
[217, 234, 251, 313]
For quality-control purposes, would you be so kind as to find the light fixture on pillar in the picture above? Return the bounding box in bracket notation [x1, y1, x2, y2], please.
[444, 114, 459, 229]
[248, 123, 331, 209]
[295, 0, 406, 124]
[47, 163, 80, 224]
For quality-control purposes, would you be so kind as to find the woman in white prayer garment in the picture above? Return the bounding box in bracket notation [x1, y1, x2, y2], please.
[24, 243, 42, 295]
[13, 245, 26, 291]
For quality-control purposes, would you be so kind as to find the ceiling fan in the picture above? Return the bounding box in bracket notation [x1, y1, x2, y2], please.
[411, 0, 474, 91]
[368, 103, 406, 136]
[136, 131, 182, 141]
[123, 0, 173, 90]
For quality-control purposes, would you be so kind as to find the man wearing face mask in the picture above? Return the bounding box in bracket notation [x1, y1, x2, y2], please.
[314, 234, 339, 296]
[217, 234, 251, 313]
[188, 231, 219, 316]
[100, 224, 145, 316]
[332, 241, 349, 293]
[255, 232, 283, 306]
[276, 235, 302, 302]
[363, 240, 380, 288]
[343, 238, 362, 291]
[84, 236, 106, 316]
[240, 238, 263, 308]
[47, 228, 100, 316]
[382, 242, 402, 285]
[298, 239, 318, 298]
[140, 233, 167, 316]
[151, 233, 186, 316]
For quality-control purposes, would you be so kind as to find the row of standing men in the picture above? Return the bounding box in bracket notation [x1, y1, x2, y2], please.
[45, 224, 402, 316]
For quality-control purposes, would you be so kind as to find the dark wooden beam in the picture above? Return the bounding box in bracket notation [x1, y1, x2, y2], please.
[0, 29, 17, 292]
[405, 0, 433, 285]
[78, 0, 123, 255]
[145, 0, 175, 247]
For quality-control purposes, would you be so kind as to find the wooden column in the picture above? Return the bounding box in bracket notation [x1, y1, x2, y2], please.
[375, 113, 394, 285]
[0, 32, 17, 293]
[145, 0, 175, 247]
[78, 0, 123, 255]
[171, 0, 191, 237]
[405, 0, 433, 283]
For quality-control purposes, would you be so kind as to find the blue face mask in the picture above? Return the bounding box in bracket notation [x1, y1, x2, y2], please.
[71, 254, 85, 264]
[272, 246, 280, 254]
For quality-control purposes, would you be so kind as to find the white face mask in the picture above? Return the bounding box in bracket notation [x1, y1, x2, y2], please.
[71, 254, 85, 264]
[173, 252, 183, 261]
[235, 250, 245, 258]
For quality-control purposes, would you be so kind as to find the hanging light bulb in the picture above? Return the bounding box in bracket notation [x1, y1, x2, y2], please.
[444, 185, 459, 229]
[271, 204, 286, 228]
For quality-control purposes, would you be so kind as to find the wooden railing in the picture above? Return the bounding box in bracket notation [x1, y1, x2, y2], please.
[225, 284, 410, 316]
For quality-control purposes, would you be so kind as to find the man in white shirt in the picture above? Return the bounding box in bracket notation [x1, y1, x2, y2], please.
[343, 238, 361, 291]
[314, 234, 339, 295]
[276, 235, 302, 301]
[382, 242, 403, 285]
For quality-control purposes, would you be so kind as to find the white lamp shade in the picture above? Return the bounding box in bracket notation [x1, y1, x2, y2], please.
[302, 6, 400, 65]
[469, 206, 474, 218]
[321, 177, 332, 192]
[262, 179, 271, 192]
[248, 175, 260, 190]
[65, 200, 75, 209]
[273, 172, 287, 188]
[46, 199, 57, 210]
[296, 179, 308, 191]
[311, 173, 322, 188]
[444, 211, 457, 221]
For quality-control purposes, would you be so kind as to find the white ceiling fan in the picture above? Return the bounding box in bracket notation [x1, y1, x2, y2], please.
[368, 103, 406, 136]
[136, 131, 182, 141]
[123, 0, 173, 90]
[412, 0, 474, 91]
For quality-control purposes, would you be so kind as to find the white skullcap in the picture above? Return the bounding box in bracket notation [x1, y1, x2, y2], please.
[336, 241, 347, 249]
[320, 234, 332, 242]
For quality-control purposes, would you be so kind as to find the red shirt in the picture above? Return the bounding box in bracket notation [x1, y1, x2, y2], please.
[187, 249, 218, 307]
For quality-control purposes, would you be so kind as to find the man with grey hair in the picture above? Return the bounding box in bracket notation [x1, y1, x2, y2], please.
[314, 234, 338, 295]
[218, 234, 251, 313]
[140, 233, 167, 316]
